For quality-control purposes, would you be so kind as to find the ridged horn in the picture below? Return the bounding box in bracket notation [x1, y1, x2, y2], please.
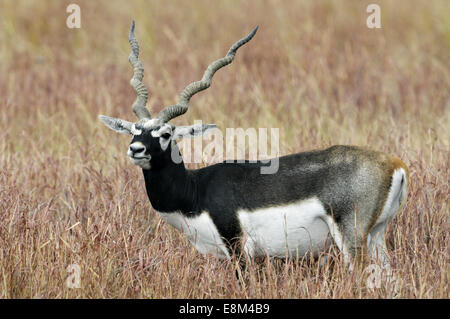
[129, 21, 152, 119]
[156, 26, 258, 122]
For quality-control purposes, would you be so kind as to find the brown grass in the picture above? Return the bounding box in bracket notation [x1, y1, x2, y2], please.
[0, 0, 448, 298]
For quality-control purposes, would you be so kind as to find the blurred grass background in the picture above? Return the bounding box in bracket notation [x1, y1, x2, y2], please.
[0, 0, 448, 298]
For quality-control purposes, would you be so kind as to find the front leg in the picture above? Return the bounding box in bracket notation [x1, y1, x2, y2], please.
[223, 235, 249, 283]
[206, 209, 249, 281]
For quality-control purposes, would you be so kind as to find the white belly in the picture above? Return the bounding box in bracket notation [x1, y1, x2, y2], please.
[158, 212, 230, 259]
[238, 197, 332, 258]
[157, 197, 332, 260]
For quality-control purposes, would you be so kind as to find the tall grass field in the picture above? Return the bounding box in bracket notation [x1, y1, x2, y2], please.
[0, 0, 448, 298]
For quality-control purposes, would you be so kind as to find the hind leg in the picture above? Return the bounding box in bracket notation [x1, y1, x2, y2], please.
[367, 221, 402, 294]
[367, 222, 391, 272]
[323, 215, 367, 271]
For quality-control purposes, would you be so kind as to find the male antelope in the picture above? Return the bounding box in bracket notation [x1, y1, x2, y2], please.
[99, 22, 409, 271]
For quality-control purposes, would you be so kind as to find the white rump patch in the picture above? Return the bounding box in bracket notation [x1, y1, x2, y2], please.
[367, 168, 407, 270]
[376, 168, 407, 225]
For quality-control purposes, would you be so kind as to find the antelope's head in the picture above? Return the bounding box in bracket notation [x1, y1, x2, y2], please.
[99, 21, 257, 170]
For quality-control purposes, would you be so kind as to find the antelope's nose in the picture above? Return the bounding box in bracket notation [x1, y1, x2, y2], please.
[128, 142, 146, 156]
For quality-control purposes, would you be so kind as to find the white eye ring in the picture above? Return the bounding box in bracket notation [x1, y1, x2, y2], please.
[131, 124, 142, 135]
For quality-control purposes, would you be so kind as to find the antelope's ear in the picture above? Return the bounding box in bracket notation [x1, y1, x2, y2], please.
[99, 115, 133, 135]
[172, 124, 217, 140]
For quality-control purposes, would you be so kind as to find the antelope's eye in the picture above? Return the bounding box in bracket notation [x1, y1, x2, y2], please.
[161, 133, 171, 139]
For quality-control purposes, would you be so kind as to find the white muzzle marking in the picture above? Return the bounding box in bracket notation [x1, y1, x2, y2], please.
[128, 141, 151, 169]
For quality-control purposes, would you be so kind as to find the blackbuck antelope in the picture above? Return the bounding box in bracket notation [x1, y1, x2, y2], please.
[100, 22, 409, 271]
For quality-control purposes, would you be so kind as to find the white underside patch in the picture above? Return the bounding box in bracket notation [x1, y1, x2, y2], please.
[157, 197, 332, 260]
[238, 197, 332, 258]
[158, 212, 230, 259]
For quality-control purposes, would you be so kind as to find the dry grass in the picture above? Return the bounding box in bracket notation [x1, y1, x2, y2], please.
[0, 0, 448, 298]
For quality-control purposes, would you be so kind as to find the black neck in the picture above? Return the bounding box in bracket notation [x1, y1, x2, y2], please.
[142, 156, 197, 214]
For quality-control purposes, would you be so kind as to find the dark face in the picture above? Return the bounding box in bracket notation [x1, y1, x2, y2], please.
[99, 115, 217, 170]
[127, 121, 175, 170]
